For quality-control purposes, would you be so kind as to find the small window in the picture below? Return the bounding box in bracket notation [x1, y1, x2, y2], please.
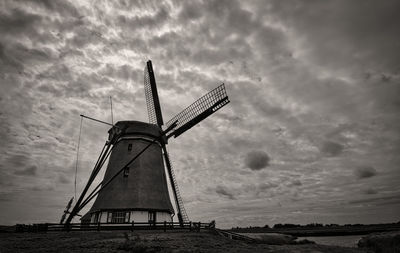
[93, 212, 99, 223]
[123, 166, 129, 177]
[128, 143, 132, 151]
[109, 211, 127, 223]
[148, 211, 156, 223]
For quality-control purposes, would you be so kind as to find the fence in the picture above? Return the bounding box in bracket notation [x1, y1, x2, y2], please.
[15, 221, 215, 233]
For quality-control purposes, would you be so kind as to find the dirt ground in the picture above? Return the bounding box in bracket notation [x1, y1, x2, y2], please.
[0, 230, 369, 253]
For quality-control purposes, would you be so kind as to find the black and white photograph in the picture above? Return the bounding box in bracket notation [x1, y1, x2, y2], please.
[0, 0, 399, 252]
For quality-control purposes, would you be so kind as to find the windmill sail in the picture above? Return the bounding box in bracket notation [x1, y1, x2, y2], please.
[60, 197, 74, 224]
[162, 146, 189, 224]
[66, 197, 74, 210]
[144, 60, 164, 127]
[60, 213, 67, 224]
[166, 83, 230, 138]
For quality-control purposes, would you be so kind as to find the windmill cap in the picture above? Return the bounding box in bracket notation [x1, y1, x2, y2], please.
[108, 121, 163, 140]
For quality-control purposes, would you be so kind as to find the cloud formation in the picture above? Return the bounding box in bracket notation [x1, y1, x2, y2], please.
[244, 150, 270, 171]
[0, 0, 399, 228]
[364, 188, 378, 195]
[58, 174, 71, 184]
[14, 165, 38, 176]
[215, 185, 236, 200]
[291, 180, 302, 186]
[320, 141, 344, 156]
[355, 166, 377, 179]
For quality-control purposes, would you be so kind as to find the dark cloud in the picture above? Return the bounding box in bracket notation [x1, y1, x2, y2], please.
[244, 150, 270, 170]
[25, 0, 81, 18]
[0, 169, 15, 187]
[0, 42, 24, 72]
[291, 180, 302, 186]
[68, 26, 103, 48]
[178, 2, 203, 21]
[254, 182, 279, 197]
[252, 25, 290, 62]
[0, 8, 41, 35]
[0, 41, 55, 75]
[320, 141, 344, 156]
[14, 165, 38, 176]
[117, 8, 169, 32]
[58, 174, 71, 184]
[255, 99, 286, 117]
[99, 64, 139, 82]
[6, 154, 31, 168]
[364, 188, 378, 195]
[266, 0, 400, 71]
[215, 185, 236, 200]
[349, 195, 400, 206]
[30, 185, 55, 191]
[0, 193, 14, 202]
[355, 166, 377, 179]
[258, 182, 278, 190]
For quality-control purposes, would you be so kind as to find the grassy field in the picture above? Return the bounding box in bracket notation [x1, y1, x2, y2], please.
[0, 230, 369, 253]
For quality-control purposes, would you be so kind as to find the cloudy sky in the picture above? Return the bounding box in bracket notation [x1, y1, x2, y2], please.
[1, 0, 399, 228]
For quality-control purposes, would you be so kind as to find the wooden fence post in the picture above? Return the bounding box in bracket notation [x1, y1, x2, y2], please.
[97, 222, 101, 231]
[131, 220, 134, 232]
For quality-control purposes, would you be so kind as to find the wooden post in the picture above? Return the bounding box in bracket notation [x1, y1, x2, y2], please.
[209, 220, 215, 229]
[97, 222, 101, 231]
[131, 220, 134, 232]
[164, 221, 167, 232]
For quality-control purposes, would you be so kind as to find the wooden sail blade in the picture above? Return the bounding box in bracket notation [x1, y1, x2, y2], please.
[162, 145, 189, 225]
[144, 60, 164, 127]
[166, 83, 230, 138]
[60, 213, 67, 224]
[66, 197, 74, 211]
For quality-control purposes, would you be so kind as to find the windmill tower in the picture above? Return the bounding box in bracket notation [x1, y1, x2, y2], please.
[63, 61, 229, 226]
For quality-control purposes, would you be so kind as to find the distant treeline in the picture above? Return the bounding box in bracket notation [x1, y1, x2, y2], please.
[232, 221, 400, 230]
[230, 221, 400, 236]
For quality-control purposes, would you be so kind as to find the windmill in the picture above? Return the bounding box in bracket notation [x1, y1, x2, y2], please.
[63, 60, 229, 227]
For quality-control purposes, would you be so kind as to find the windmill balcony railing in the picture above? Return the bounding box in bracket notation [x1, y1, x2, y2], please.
[15, 221, 215, 233]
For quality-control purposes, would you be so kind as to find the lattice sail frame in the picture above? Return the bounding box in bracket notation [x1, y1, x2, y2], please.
[163, 149, 190, 223]
[144, 61, 163, 126]
[144, 64, 156, 124]
[166, 83, 230, 138]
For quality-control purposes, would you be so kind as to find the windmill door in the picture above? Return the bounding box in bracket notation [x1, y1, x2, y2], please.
[148, 211, 156, 225]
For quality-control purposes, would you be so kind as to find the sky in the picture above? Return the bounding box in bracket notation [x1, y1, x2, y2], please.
[0, 0, 399, 228]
